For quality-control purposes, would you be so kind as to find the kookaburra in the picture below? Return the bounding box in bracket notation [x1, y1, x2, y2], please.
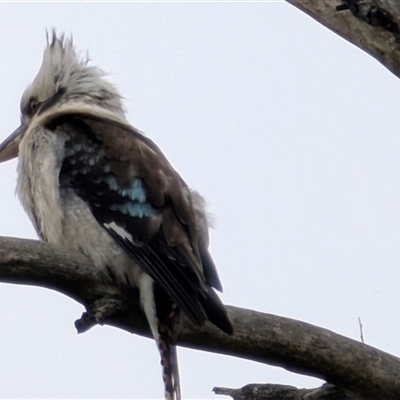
[0, 32, 232, 399]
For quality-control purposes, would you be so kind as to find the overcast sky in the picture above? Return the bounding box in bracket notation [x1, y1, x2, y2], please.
[0, 1, 400, 399]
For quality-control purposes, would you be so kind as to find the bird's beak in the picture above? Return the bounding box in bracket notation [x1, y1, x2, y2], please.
[0, 124, 27, 163]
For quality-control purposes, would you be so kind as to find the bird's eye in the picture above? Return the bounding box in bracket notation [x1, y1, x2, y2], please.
[30, 98, 40, 114]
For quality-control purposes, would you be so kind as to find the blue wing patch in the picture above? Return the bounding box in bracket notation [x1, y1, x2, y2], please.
[62, 135, 156, 219]
[104, 176, 147, 202]
[109, 202, 155, 217]
[104, 176, 156, 217]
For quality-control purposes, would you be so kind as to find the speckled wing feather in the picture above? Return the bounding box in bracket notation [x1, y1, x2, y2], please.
[50, 114, 232, 334]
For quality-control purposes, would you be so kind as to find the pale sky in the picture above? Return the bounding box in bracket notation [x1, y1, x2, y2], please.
[0, 2, 400, 399]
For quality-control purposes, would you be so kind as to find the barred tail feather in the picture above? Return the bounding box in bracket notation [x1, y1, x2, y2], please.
[158, 338, 181, 400]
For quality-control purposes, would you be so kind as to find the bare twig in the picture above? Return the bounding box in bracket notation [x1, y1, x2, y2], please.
[358, 317, 365, 343]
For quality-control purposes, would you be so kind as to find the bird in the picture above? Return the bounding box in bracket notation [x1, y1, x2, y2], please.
[0, 31, 233, 400]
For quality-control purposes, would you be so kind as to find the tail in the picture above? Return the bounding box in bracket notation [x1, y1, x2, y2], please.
[157, 336, 181, 400]
[200, 286, 233, 335]
[154, 285, 182, 400]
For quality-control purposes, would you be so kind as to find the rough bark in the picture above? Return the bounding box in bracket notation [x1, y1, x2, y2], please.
[214, 383, 355, 400]
[286, 0, 400, 79]
[1, 236, 400, 400]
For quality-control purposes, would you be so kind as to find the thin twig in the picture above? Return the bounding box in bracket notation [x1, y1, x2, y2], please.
[358, 317, 365, 343]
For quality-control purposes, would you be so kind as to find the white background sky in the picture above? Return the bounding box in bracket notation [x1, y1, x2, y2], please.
[0, 1, 400, 399]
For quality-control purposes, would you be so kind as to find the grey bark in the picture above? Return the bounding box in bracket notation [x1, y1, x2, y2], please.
[1, 236, 400, 400]
[214, 383, 356, 400]
[286, 1, 400, 79]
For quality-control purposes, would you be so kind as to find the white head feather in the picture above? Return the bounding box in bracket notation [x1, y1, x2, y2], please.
[20, 30, 126, 123]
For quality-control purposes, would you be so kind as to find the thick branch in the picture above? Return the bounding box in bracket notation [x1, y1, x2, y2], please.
[286, 0, 400, 79]
[1, 236, 400, 399]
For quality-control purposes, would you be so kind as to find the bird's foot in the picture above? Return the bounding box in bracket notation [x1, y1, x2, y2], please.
[75, 296, 124, 334]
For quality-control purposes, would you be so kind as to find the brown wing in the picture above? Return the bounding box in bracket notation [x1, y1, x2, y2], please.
[51, 114, 232, 333]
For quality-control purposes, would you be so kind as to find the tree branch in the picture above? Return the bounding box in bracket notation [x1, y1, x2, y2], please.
[286, 0, 400, 79]
[214, 383, 355, 400]
[1, 236, 400, 399]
